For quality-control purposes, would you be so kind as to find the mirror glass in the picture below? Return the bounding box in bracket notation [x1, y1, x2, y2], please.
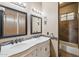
[0, 7, 27, 38]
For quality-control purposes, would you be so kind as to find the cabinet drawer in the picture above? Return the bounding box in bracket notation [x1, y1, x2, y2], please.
[24, 49, 37, 57]
[10, 45, 36, 57]
[42, 43, 50, 57]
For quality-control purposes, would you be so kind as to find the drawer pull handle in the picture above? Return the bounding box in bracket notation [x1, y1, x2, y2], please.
[45, 48, 47, 51]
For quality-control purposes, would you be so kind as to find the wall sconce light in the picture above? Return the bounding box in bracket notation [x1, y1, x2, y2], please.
[44, 17, 48, 25]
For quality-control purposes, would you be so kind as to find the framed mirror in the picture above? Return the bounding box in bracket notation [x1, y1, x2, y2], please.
[0, 7, 27, 38]
[31, 15, 42, 34]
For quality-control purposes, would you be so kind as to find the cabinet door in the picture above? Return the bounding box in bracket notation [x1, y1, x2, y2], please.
[36, 46, 43, 57]
[10, 46, 37, 57]
[24, 48, 37, 57]
[36, 40, 50, 57]
[42, 41, 50, 57]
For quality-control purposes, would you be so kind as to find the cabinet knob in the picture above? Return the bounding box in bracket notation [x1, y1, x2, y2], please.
[45, 48, 47, 51]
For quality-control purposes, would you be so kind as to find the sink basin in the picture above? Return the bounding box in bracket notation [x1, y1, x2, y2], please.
[10, 38, 37, 49]
[1, 37, 49, 51]
[11, 43, 27, 49]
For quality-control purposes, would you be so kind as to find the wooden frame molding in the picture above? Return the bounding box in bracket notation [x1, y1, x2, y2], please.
[31, 15, 42, 34]
[0, 6, 27, 39]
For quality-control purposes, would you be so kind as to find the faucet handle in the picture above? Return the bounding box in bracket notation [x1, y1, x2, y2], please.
[10, 40, 14, 44]
[19, 38, 24, 42]
[15, 40, 18, 43]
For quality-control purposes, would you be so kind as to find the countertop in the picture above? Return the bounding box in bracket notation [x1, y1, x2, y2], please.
[0, 36, 50, 57]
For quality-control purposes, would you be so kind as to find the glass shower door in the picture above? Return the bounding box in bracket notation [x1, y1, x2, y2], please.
[59, 2, 79, 57]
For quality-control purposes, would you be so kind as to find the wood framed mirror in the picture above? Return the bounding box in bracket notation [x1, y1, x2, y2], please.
[0, 7, 27, 38]
[31, 15, 42, 34]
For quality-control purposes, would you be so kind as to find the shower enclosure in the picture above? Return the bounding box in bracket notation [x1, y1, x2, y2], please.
[59, 2, 79, 57]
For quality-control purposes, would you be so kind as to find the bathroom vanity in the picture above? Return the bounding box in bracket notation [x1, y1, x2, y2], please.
[11, 40, 50, 57]
[0, 36, 50, 57]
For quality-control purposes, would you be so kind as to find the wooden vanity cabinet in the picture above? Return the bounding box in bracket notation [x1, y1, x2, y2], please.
[21, 46, 37, 57]
[10, 45, 37, 57]
[10, 40, 50, 57]
[24, 49, 37, 57]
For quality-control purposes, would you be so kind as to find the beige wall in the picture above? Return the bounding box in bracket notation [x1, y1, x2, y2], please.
[42, 2, 58, 38]
[25, 2, 42, 37]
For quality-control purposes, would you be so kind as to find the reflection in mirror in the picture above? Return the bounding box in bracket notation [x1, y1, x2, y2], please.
[0, 7, 27, 38]
[18, 12, 26, 35]
[4, 8, 17, 36]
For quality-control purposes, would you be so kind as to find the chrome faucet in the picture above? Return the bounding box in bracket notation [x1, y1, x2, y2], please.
[50, 33, 54, 37]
